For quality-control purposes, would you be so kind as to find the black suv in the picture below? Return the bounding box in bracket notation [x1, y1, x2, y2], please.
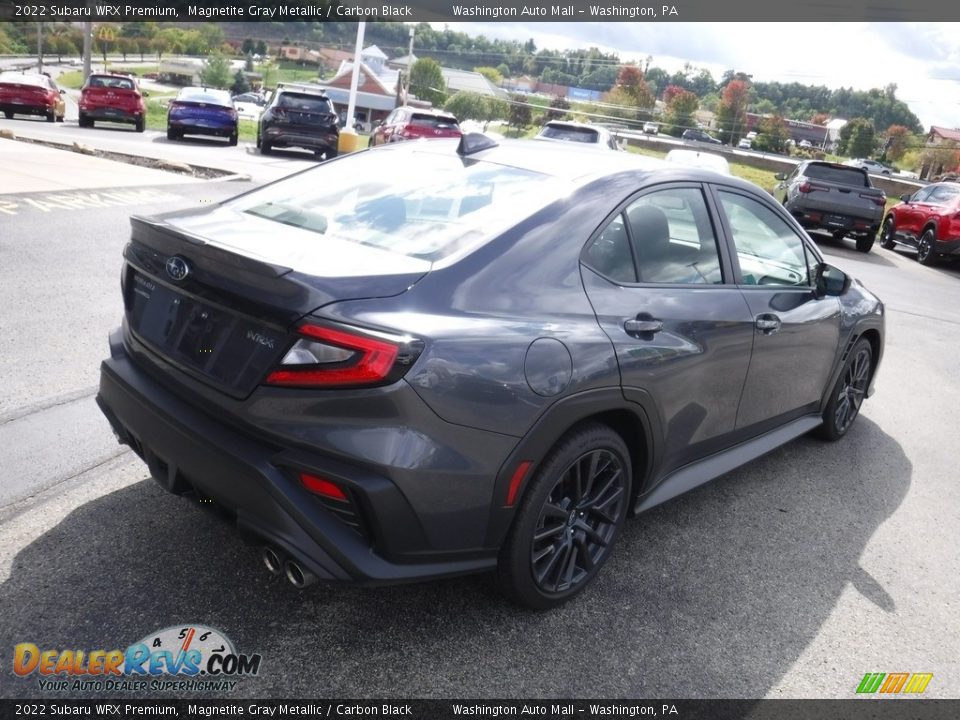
[682, 128, 722, 144]
[257, 84, 339, 159]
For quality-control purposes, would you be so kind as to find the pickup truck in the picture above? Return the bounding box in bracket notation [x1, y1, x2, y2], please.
[773, 160, 886, 252]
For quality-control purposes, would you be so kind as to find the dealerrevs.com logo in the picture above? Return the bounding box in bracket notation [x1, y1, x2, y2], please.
[13, 624, 262, 693]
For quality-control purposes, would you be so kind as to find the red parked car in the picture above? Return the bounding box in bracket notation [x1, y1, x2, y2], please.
[79, 73, 146, 132]
[369, 106, 461, 146]
[879, 182, 960, 265]
[0, 71, 65, 122]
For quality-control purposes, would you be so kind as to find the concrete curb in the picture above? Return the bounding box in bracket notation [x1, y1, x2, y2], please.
[2, 130, 243, 182]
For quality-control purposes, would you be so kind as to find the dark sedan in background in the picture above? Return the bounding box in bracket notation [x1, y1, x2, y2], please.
[166, 87, 239, 146]
[96, 136, 884, 609]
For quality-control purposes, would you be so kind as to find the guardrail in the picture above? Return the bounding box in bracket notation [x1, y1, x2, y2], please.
[621, 133, 925, 196]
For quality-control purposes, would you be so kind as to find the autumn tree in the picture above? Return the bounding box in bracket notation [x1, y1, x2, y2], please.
[613, 65, 654, 108]
[882, 124, 911, 162]
[716, 79, 750, 145]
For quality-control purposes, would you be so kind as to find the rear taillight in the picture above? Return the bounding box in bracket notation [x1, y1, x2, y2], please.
[228, 109, 238, 121]
[860, 193, 886, 206]
[798, 181, 829, 193]
[265, 322, 422, 388]
[271, 108, 287, 122]
[300, 472, 347, 501]
[168, 101, 184, 112]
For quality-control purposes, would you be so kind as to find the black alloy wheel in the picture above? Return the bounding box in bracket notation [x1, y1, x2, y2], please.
[879, 218, 896, 249]
[817, 338, 873, 441]
[498, 423, 631, 609]
[917, 229, 937, 266]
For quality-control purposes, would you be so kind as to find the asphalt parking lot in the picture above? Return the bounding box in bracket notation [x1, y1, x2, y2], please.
[0, 130, 958, 701]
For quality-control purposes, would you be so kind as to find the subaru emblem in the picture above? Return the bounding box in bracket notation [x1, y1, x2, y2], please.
[165, 256, 190, 281]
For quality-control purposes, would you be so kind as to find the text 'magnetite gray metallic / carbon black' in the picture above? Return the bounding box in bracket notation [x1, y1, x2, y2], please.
[96, 134, 884, 609]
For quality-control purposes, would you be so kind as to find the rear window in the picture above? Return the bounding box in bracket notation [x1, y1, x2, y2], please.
[0, 72, 49, 88]
[804, 164, 869, 187]
[178, 88, 232, 105]
[410, 113, 459, 129]
[540, 125, 599, 143]
[87, 76, 136, 91]
[276, 93, 332, 113]
[234, 149, 571, 262]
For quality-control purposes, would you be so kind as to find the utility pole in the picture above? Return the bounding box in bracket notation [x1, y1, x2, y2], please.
[403, 27, 415, 104]
[36, 21, 43, 74]
[82, 22, 92, 82]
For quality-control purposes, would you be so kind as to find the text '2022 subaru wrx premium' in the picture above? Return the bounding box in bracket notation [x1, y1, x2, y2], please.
[97, 135, 884, 609]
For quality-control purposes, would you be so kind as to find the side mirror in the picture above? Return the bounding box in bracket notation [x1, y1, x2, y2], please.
[59, 88, 66, 95]
[899, 193, 912, 203]
[774, 173, 786, 181]
[815, 263, 850, 298]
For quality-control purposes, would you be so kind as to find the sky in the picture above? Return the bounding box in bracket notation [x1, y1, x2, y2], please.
[433, 22, 960, 130]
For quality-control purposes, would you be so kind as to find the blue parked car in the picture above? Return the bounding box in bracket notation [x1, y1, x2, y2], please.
[166, 87, 238, 146]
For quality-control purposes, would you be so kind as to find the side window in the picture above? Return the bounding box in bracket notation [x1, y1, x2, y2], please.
[717, 191, 812, 287]
[584, 214, 636, 284]
[911, 186, 934, 203]
[928, 185, 959, 205]
[624, 188, 724, 284]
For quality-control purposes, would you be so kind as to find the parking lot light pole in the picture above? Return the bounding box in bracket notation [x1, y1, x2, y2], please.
[404, 27, 415, 103]
[339, 20, 366, 154]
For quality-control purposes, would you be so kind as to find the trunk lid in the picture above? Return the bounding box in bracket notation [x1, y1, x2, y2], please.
[123, 208, 429, 397]
[82, 81, 141, 111]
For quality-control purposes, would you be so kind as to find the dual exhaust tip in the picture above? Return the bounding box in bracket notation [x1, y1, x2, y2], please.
[261, 546, 316, 589]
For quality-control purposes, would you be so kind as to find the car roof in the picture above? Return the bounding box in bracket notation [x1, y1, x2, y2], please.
[370, 137, 758, 189]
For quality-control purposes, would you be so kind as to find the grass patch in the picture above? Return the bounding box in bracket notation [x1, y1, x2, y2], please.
[56, 70, 85, 89]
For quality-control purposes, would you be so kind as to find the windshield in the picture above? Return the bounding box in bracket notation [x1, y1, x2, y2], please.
[234, 149, 571, 262]
[88, 76, 135, 91]
[179, 88, 232, 105]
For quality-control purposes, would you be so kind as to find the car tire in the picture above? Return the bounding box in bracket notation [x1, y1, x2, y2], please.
[325, 147, 338, 159]
[260, 140, 272, 155]
[78, 113, 89, 128]
[917, 229, 937, 266]
[879, 217, 896, 249]
[56, 113, 64, 123]
[46, 110, 55, 123]
[815, 338, 873, 441]
[135, 118, 145, 133]
[166, 128, 179, 141]
[855, 234, 874, 253]
[3, 110, 12, 119]
[228, 131, 238, 147]
[497, 422, 631, 610]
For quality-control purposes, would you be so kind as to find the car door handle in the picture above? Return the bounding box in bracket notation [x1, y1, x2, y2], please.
[755, 314, 781, 334]
[624, 318, 663, 335]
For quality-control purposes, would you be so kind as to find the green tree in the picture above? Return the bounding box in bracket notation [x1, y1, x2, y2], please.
[496, 63, 510, 78]
[230, 69, 251, 96]
[473, 66, 503, 86]
[664, 88, 699, 136]
[444, 91, 489, 122]
[255, 40, 268, 56]
[507, 93, 532, 130]
[838, 117, 876, 157]
[752, 115, 790, 153]
[547, 95, 571, 121]
[200, 53, 232, 89]
[259, 59, 277, 89]
[241, 38, 255, 55]
[410, 57, 447, 106]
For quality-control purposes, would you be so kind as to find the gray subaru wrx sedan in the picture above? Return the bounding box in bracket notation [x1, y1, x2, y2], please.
[96, 135, 884, 609]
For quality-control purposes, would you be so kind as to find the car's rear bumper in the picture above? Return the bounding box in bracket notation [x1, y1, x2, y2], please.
[96, 328, 502, 585]
[81, 107, 141, 123]
[169, 120, 237, 138]
[262, 125, 338, 151]
[935, 238, 960, 256]
[0, 102, 51, 116]
[789, 206, 881, 235]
